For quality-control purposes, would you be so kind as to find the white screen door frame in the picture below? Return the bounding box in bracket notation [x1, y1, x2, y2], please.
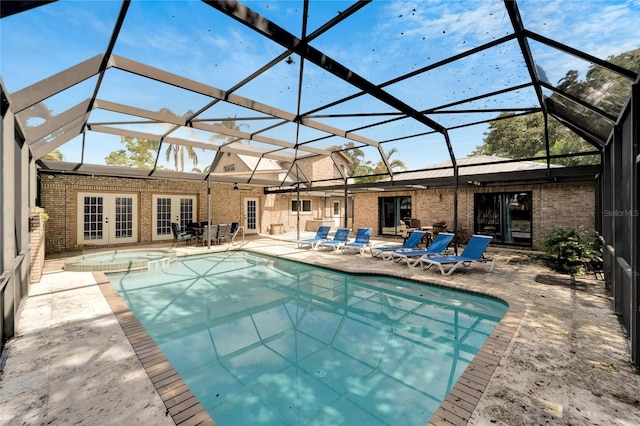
[244, 198, 258, 234]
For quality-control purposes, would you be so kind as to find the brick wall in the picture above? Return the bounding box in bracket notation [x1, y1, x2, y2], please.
[39, 173, 595, 253]
[40, 174, 263, 254]
[352, 182, 595, 249]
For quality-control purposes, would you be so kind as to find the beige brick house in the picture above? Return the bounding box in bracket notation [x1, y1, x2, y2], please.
[40, 155, 595, 254]
[39, 150, 353, 254]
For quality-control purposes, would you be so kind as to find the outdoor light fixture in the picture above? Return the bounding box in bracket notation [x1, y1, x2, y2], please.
[233, 183, 238, 190]
[285, 56, 294, 65]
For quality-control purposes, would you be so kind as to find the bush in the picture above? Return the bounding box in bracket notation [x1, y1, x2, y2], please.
[541, 226, 602, 276]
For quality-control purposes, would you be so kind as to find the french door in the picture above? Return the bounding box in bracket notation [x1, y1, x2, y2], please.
[244, 198, 258, 234]
[152, 195, 197, 241]
[77, 193, 138, 246]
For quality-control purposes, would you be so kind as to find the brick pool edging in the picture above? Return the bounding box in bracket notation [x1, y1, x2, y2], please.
[94, 272, 215, 426]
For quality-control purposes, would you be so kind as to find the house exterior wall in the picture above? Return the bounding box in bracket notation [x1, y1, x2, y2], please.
[39, 172, 595, 253]
[261, 193, 349, 233]
[39, 173, 262, 253]
[352, 181, 596, 249]
[39, 173, 348, 254]
[296, 155, 348, 182]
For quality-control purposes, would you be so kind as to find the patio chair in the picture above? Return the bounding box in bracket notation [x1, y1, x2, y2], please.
[297, 225, 331, 249]
[216, 223, 231, 244]
[418, 234, 494, 276]
[317, 228, 351, 251]
[196, 224, 220, 246]
[370, 230, 426, 259]
[391, 232, 454, 265]
[171, 222, 192, 247]
[195, 224, 211, 246]
[340, 227, 372, 255]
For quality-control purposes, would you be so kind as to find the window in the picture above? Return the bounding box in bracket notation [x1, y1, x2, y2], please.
[474, 192, 532, 246]
[223, 164, 235, 172]
[292, 199, 312, 213]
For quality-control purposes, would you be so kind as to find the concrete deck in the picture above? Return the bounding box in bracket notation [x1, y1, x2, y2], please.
[1, 234, 639, 425]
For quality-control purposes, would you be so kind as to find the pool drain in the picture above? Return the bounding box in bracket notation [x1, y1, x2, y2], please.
[315, 369, 327, 378]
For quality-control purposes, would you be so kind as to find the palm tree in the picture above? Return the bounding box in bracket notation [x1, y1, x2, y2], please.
[160, 108, 199, 172]
[374, 147, 407, 174]
[208, 115, 249, 145]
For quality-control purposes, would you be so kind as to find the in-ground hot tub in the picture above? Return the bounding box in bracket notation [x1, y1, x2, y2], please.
[64, 248, 177, 273]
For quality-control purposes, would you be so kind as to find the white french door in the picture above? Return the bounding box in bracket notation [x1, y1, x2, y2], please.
[77, 193, 138, 246]
[152, 195, 197, 241]
[244, 198, 258, 234]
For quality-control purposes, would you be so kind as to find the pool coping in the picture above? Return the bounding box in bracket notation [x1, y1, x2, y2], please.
[95, 248, 525, 426]
[94, 271, 215, 426]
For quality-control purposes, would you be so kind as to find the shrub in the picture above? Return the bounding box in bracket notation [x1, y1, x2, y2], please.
[541, 226, 602, 276]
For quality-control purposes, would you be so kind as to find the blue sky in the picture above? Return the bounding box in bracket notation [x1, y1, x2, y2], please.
[1, 0, 638, 172]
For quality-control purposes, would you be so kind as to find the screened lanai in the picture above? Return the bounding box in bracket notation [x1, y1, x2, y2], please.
[2, 0, 638, 187]
[1, 0, 639, 367]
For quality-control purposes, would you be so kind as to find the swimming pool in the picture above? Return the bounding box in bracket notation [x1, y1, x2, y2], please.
[108, 251, 507, 425]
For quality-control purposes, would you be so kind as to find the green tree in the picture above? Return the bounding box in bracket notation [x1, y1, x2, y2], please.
[105, 137, 159, 169]
[341, 142, 373, 177]
[41, 149, 64, 161]
[534, 139, 599, 166]
[474, 49, 640, 165]
[353, 147, 406, 183]
[473, 112, 597, 164]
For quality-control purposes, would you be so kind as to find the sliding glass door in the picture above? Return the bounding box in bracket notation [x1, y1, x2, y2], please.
[379, 196, 412, 236]
[474, 192, 532, 246]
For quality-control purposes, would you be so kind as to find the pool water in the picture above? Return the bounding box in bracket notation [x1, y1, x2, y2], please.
[108, 251, 507, 425]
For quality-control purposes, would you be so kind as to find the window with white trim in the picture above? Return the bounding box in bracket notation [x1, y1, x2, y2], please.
[291, 199, 312, 213]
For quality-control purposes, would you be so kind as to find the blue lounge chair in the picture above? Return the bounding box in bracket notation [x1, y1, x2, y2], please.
[391, 232, 454, 265]
[370, 230, 426, 259]
[341, 227, 372, 255]
[419, 235, 494, 276]
[317, 228, 351, 251]
[297, 225, 331, 249]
